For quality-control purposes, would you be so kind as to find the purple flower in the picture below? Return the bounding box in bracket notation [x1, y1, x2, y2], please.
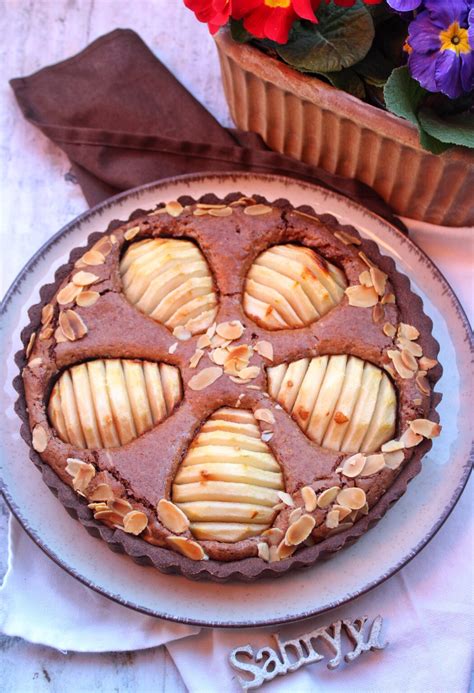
[387, 0, 422, 11]
[407, 0, 474, 99]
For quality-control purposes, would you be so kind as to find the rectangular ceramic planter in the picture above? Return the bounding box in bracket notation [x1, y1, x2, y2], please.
[215, 30, 473, 227]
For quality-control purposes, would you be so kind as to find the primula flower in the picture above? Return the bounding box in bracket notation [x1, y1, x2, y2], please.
[184, 0, 232, 34]
[408, 0, 474, 98]
[386, 0, 422, 11]
[232, 0, 318, 44]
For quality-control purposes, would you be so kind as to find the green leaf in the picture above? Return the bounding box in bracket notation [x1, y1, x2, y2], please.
[319, 69, 366, 99]
[276, 2, 374, 74]
[230, 19, 252, 43]
[384, 67, 451, 154]
[418, 108, 474, 148]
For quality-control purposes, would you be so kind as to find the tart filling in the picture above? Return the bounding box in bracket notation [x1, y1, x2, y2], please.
[20, 195, 441, 577]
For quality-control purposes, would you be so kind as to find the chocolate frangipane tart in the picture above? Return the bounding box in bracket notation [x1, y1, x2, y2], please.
[17, 193, 442, 581]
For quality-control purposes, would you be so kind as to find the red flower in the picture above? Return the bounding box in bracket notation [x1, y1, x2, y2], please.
[233, 0, 318, 44]
[184, 0, 232, 34]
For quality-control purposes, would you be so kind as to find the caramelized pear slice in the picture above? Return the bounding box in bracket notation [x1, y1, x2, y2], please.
[243, 244, 347, 330]
[48, 359, 182, 449]
[171, 408, 285, 543]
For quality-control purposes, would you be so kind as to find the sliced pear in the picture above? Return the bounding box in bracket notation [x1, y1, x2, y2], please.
[48, 359, 182, 449]
[340, 363, 382, 453]
[70, 364, 102, 448]
[172, 408, 285, 542]
[307, 355, 347, 444]
[266, 355, 396, 454]
[120, 238, 217, 334]
[244, 244, 347, 330]
[322, 356, 364, 450]
[190, 522, 266, 543]
[87, 360, 120, 448]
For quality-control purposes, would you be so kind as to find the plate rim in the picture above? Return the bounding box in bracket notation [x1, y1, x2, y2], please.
[1, 171, 472, 628]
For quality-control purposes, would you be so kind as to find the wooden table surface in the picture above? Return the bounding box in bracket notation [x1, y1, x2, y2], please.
[1, 2, 472, 691]
[0, 1, 232, 690]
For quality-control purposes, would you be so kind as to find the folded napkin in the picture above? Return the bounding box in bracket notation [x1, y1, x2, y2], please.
[9, 28, 405, 231]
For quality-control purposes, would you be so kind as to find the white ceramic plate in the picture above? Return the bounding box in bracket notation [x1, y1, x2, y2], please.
[0, 173, 471, 627]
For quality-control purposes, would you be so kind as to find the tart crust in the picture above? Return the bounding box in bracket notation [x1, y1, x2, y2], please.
[15, 192, 442, 581]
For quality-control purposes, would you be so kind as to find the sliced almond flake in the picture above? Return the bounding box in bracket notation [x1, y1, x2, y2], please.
[358, 251, 375, 268]
[381, 293, 396, 304]
[92, 237, 113, 256]
[59, 309, 88, 341]
[196, 203, 227, 210]
[82, 249, 105, 266]
[339, 453, 366, 478]
[247, 384, 261, 390]
[398, 322, 420, 340]
[57, 282, 83, 305]
[210, 334, 230, 348]
[276, 540, 296, 560]
[277, 491, 294, 507]
[210, 347, 228, 365]
[257, 542, 270, 561]
[255, 340, 273, 361]
[383, 322, 396, 338]
[409, 418, 441, 438]
[333, 504, 352, 521]
[360, 453, 386, 477]
[400, 348, 418, 372]
[387, 349, 415, 379]
[108, 498, 133, 516]
[289, 507, 303, 525]
[28, 357, 43, 369]
[149, 206, 167, 216]
[345, 284, 378, 308]
[216, 320, 244, 341]
[165, 201, 184, 217]
[72, 271, 99, 287]
[206, 321, 217, 339]
[413, 397, 422, 406]
[94, 509, 124, 525]
[384, 449, 405, 469]
[400, 427, 423, 448]
[255, 408, 275, 425]
[168, 342, 178, 354]
[32, 424, 48, 452]
[418, 356, 438, 370]
[236, 365, 260, 380]
[317, 486, 340, 509]
[243, 204, 272, 216]
[41, 304, 54, 326]
[197, 334, 212, 349]
[261, 430, 273, 443]
[301, 486, 317, 512]
[261, 527, 284, 545]
[372, 303, 385, 324]
[370, 266, 387, 296]
[189, 349, 205, 369]
[65, 457, 95, 492]
[293, 209, 319, 223]
[25, 332, 36, 358]
[396, 338, 423, 357]
[381, 439, 405, 453]
[193, 208, 209, 216]
[334, 229, 361, 246]
[39, 326, 54, 341]
[327, 521, 354, 537]
[359, 270, 373, 287]
[208, 207, 233, 217]
[123, 510, 148, 535]
[157, 499, 190, 534]
[76, 291, 100, 307]
[173, 325, 192, 341]
[88, 483, 114, 502]
[109, 234, 118, 244]
[336, 487, 367, 510]
[166, 535, 208, 560]
[124, 225, 140, 241]
[326, 509, 340, 529]
[285, 514, 315, 545]
[416, 373, 431, 396]
[188, 366, 222, 391]
[54, 326, 68, 343]
[229, 375, 251, 385]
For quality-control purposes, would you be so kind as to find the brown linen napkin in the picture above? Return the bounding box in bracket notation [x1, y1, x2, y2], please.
[10, 28, 404, 230]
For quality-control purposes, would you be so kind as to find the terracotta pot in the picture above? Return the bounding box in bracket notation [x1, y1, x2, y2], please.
[215, 30, 473, 227]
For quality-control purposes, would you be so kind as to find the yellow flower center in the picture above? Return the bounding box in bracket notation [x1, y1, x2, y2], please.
[264, 0, 291, 7]
[439, 21, 471, 55]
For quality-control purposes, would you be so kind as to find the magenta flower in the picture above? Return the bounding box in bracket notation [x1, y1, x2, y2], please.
[407, 0, 474, 99]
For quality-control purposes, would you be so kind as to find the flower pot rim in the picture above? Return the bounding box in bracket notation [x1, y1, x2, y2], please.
[215, 29, 470, 161]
